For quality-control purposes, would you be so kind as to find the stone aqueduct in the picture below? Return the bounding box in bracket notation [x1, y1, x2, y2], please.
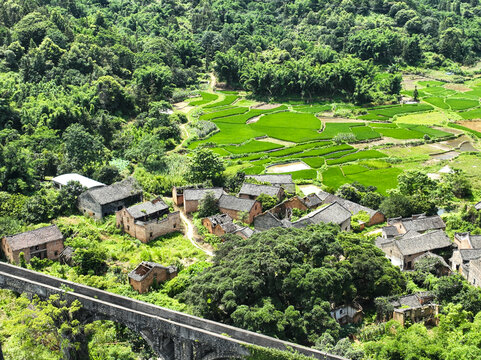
[0, 263, 346, 360]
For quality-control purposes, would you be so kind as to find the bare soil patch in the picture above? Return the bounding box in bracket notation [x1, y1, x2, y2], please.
[267, 161, 311, 173]
[246, 115, 262, 124]
[173, 102, 194, 113]
[402, 75, 436, 90]
[257, 137, 296, 147]
[444, 83, 472, 92]
[430, 150, 459, 160]
[298, 184, 322, 196]
[459, 142, 478, 152]
[253, 103, 283, 110]
[460, 121, 481, 132]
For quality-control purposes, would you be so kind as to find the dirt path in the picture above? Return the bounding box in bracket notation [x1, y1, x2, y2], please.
[179, 211, 214, 257]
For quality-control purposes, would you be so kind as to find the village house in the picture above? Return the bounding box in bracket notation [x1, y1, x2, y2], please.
[330, 303, 363, 325]
[454, 232, 481, 250]
[128, 262, 178, 294]
[52, 173, 105, 190]
[238, 183, 285, 201]
[468, 259, 481, 287]
[172, 185, 202, 206]
[450, 249, 481, 278]
[116, 198, 181, 243]
[245, 174, 296, 194]
[218, 194, 262, 224]
[384, 214, 446, 237]
[254, 211, 292, 231]
[303, 193, 324, 209]
[234, 226, 255, 239]
[1, 225, 64, 264]
[78, 177, 143, 219]
[202, 213, 256, 239]
[377, 230, 452, 270]
[389, 292, 440, 326]
[315, 190, 385, 226]
[292, 202, 352, 231]
[183, 188, 226, 214]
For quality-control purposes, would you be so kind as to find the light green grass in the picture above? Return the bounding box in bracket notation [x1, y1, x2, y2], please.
[224, 140, 283, 154]
[189, 92, 219, 106]
[268, 141, 333, 158]
[351, 126, 381, 140]
[276, 169, 318, 180]
[319, 123, 364, 139]
[445, 98, 479, 110]
[418, 81, 445, 87]
[243, 165, 265, 175]
[302, 157, 326, 168]
[459, 108, 481, 120]
[341, 164, 370, 175]
[289, 144, 354, 159]
[358, 104, 433, 120]
[395, 111, 448, 125]
[292, 104, 332, 114]
[211, 148, 232, 156]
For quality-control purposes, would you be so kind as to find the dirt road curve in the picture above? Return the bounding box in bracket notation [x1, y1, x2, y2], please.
[179, 211, 214, 257]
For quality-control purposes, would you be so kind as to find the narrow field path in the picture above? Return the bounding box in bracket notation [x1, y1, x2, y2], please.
[179, 210, 214, 257]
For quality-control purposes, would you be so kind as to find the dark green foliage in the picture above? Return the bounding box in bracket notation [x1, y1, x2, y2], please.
[197, 192, 219, 218]
[180, 224, 405, 345]
[256, 193, 277, 211]
[187, 148, 225, 185]
[73, 247, 107, 276]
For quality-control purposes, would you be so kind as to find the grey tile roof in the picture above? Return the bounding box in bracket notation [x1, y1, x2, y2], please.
[236, 226, 255, 238]
[52, 173, 105, 189]
[294, 202, 351, 227]
[128, 261, 177, 282]
[458, 249, 481, 261]
[183, 188, 225, 201]
[388, 215, 445, 233]
[238, 183, 282, 198]
[218, 194, 257, 213]
[469, 258, 481, 275]
[382, 226, 399, 237]
[391, 292, 434, 309]
[220, 221, 239, 233]
[126, 199, 169, 219]
[394, 230, 452, 256]
[456, 232, 481, 249]
[322, 193, 378, 217]
[246, 174, 295, 192]
[85, 177, 142, 205]
[304, 193, 323, 208]
[4, 225, 63, 252]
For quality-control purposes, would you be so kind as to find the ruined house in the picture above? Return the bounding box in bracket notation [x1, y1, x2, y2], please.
[128, 262, 178, 294]
[1, 225, 64, 264]
[330, 303, 363, 325]
[116, 198, 181, 243]
[390, 292, 440, 326]
[78, 177, 143, 219]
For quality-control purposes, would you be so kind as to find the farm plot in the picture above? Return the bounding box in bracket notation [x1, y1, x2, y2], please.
[445, 98, 479, 110]
[358, 104, 433, 120]
[250, 112, 324, 142]
[189, 92, 218, 106]
[321, 165, 401, 194]
[319, 123, 365, 139]
[395, 111, 448, 125]
[292, 104, 332, 114]
[204, 94, 239, 108]
[326, 150, 387, 165]
[288, 144, 354, 159]
[423, 97, 449, 109]
[459, 108, 481, 120]
[200, 107, 248, 120]
[350, 126, 381, 140]
[224, 140, 284, 154]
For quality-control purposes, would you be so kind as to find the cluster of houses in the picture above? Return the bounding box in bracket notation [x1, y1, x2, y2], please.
[4, 172, 481, 324]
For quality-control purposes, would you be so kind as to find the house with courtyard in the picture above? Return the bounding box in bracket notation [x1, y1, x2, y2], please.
[78, 177, 143, 219]
[238, 183, 285, 201]
[52, 173, 105, 190]
[245, 174, 295, 194]
[291, 202, 352, 231]
[1, 225, 64, 264]
[218, 194, 262, 224]
[377, 230, 452, 270]
[128, 262, 178, 294]
[316, 190, 385, 226]
[183, 188, 226, 213]
[116, 198, 181, 243]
